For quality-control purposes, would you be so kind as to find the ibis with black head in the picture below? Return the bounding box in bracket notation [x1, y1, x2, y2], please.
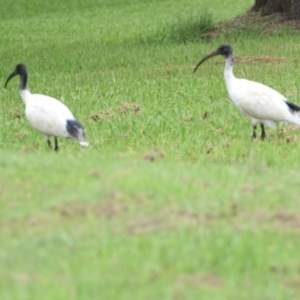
[4, 64, 89, 151]
[194, 44, 300, 140]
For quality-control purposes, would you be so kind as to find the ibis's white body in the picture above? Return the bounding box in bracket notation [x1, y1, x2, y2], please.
[20, 89, 88, 146]
[224, 59, 300, 129]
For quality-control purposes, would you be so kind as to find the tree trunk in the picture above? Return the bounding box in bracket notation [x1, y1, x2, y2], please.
[252, 0, 267, 12]
[252, 0, 300, 19]
[289, 0, 300, 19]
[262, 0, 284, 15]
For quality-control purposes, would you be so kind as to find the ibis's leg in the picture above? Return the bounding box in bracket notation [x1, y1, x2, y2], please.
[260, 124, 266, 140]
[54, 137, 59, 152]
[252, 125, 257, 139]
[45, 136, 52, 148]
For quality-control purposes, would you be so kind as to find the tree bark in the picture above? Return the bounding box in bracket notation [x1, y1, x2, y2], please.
[262, 0, 284, 16]
[252, 0, 267, 12]
[289, 0, 300, 19]
[252, 0, 300, 19]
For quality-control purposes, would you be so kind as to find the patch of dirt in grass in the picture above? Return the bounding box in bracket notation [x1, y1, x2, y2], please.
[152, 206, 300, 234]
[269, 264, 291, 274]
[271, 211, 300, 231]
[0, 215, 51, 236]
[226, 209, 300, 233]
[5, 188, 300, 236]
[177, 273, 224, 288]
[11, 109, 24, 120]
[242, 184, 256, 196]
[51, 202, 300, 235]
[126, 203, 300, 234]
[89, 170, 101, 178]
[52, 192, 151, 222]
[126, 208, 212, 235]
[53, 199, 129, 220]
[13, 273, 38, 283]
[126, 208, 205, 235]
[21, 143, 39, 153]
[142, 148, 165, 161]
[125, 204, 275, 235]
[90, 110, 112, 121]
[15, 132, 28, 141]
[26, 216, 49, 228]
[127, 209, 171, 234]
[1, 194, 154, 235]
[278, 125, 300, 144]
[90, 103, 141, 122]
[283, 276, 300, 290]
[120, 103, 141, 114]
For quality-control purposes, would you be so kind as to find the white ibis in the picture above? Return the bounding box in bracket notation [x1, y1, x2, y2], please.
[194, 44, 300, 140]
[4, 64, 89, 151]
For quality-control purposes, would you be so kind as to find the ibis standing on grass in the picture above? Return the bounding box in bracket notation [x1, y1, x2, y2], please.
[4, 64, 89, 151]
[194, 44, 300, 140]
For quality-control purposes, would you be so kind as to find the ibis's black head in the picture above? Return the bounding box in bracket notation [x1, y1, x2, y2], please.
[193, 44, 233, 73]
[15, 64, 27, 75]
[216, 44, 233, 58]
[4, 63, 28, 89]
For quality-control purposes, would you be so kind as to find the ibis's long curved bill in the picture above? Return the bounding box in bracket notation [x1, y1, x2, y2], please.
[4, 70, 18, 88]
[193, 50, 221, 73]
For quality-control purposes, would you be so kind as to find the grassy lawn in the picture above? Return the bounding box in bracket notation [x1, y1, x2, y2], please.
[1, 0, 300, 299]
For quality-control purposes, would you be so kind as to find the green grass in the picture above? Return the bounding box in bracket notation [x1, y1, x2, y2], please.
[2, 0, 300, 299]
